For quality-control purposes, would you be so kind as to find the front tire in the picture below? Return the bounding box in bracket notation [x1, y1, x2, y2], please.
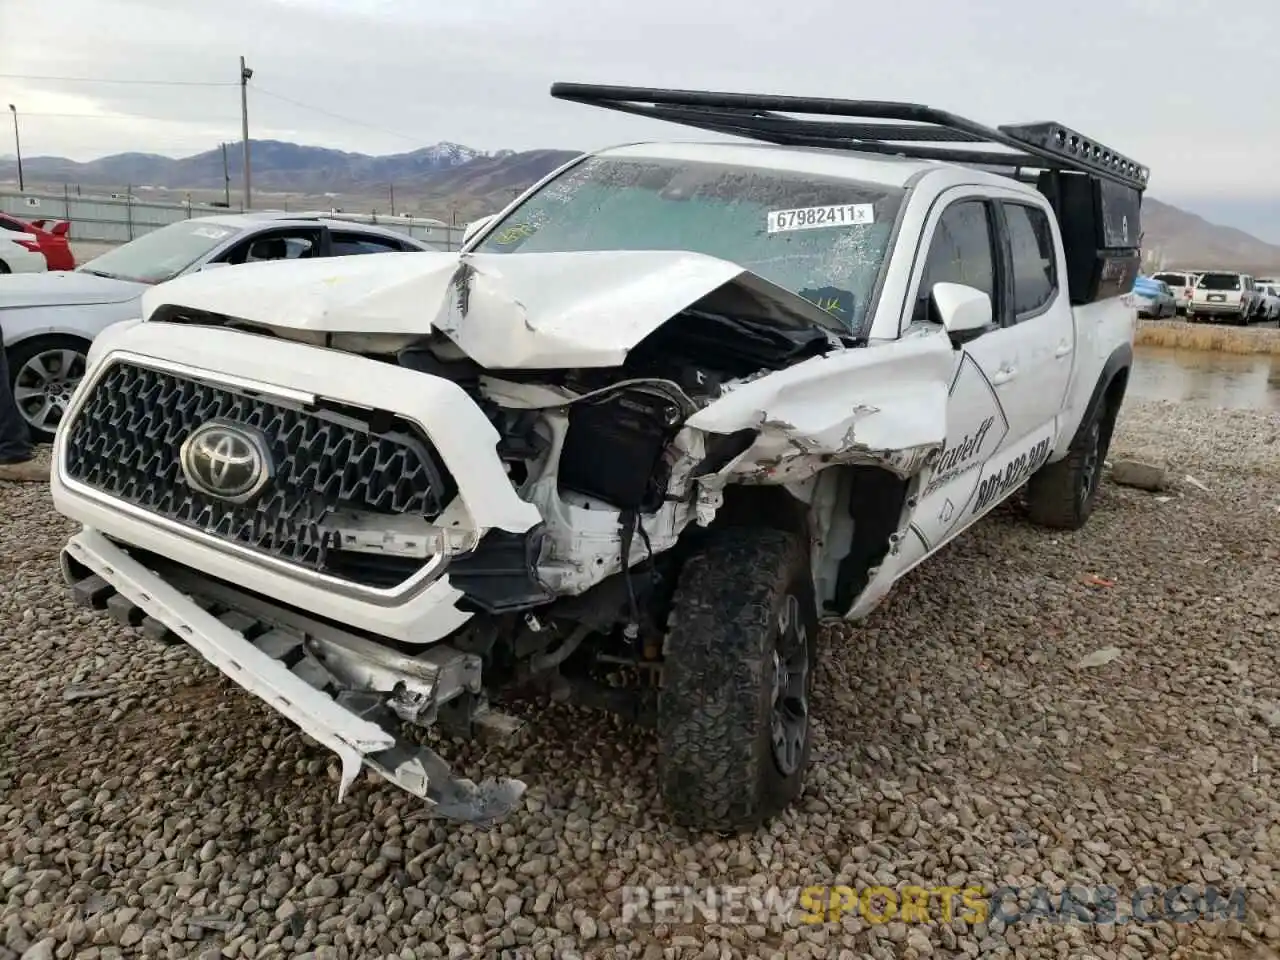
[1025, 389, 1120, 531]
[658, 527, 818, 833]
[6, 334, 91, 444]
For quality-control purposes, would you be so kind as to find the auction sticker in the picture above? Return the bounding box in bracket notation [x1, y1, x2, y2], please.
[767, 203, 874, 233]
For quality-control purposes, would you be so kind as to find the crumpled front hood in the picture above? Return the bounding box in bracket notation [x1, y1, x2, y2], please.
[138, 248, 848, 368]
[0, 270, 147, 309]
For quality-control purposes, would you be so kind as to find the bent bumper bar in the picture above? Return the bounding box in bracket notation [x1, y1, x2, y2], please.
[63, 528, 526, 823]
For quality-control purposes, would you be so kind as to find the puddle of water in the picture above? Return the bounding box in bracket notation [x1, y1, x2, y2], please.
[1129, 345, 1280, 411]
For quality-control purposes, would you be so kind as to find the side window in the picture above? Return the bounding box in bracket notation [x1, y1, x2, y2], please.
[914, 200, 995, 324]
[328, 233, 408, 256]
[1003, 202, 1057, 317]
[221, 229, 320, 265]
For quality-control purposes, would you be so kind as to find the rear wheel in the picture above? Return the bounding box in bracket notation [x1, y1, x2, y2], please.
[658, 527, 817, 832]
[6, 334, 91, 444]
[1025, 390, 1119, 531]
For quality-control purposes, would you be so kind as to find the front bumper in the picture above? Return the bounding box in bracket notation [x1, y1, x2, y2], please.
[62, 528, 526, 822]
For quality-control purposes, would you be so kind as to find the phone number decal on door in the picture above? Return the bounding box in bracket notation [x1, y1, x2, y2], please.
[767, 203, 875, 233]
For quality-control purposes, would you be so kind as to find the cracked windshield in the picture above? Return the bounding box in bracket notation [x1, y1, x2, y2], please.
[474, 155, 904, 333]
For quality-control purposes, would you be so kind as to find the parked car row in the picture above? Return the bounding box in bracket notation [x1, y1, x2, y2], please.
[0, 213, 76, 274]
[1144, 269, 1280, 325]
[1, 212, 437, 441]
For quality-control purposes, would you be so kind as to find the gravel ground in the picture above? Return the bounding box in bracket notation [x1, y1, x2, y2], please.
[1, 398, 1278, 960]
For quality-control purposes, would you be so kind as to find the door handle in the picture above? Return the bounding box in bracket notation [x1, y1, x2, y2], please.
[1055, 341, 1073, 358]
[991, 365, 1018, 385]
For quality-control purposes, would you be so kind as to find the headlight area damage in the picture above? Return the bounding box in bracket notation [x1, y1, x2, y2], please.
[57, 249, 954, 823]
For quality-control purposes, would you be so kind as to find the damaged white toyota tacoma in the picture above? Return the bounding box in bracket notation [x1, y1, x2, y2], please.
[50, 84, 1149, 831]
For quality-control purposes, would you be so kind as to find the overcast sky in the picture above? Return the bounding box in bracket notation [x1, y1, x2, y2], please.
[2, 0, 1278, 239]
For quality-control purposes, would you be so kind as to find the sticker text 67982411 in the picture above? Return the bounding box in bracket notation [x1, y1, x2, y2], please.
[767, 204, 875, 234]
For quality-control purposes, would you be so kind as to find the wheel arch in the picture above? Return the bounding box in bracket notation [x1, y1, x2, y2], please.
[712, 465, 914, 617]
[1084, 342, 1133, 431]
[1059, 341, 1132, 457]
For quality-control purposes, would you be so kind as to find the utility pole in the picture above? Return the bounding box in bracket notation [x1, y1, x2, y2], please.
[389, 183, 395, 216]
[220, 142, 230, 206]
[239, 56, 253, 209]
[7, 104, 22, 191]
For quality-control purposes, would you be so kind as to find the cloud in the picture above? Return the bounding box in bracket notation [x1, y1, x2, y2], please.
[1, 0, 1276, 206]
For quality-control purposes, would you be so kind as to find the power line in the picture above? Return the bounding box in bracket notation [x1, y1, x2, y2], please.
[16, 111, 241, 121]
[0, 73, 235, 87]
[251, 86, 423, 144]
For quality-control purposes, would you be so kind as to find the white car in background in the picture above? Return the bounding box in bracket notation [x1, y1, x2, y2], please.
[1151, 270, 1199, 315]
[1, 212, 435, 442]
[0, 221, 50, 275]
[1255, 281, 1280, 322]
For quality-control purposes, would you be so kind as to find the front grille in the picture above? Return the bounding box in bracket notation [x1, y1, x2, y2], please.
[63, 361, 457, 587]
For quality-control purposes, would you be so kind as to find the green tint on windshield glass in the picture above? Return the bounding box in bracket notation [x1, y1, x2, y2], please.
[475, 157, 905, 334]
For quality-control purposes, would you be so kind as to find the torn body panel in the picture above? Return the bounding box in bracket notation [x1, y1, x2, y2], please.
[686, 331, 956, 484]
[126, 254, 958, 609]
[62, 529, 526, 822]
[140, 248, 849, 368]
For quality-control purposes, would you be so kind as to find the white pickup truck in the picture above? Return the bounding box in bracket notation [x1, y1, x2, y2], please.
[51, 84, 1146, 832]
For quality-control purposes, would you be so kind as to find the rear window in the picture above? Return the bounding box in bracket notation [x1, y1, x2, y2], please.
[1197, 272, 1241, 291]
[1153, 272, 1186, 285]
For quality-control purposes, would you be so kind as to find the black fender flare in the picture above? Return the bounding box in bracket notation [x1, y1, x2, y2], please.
[1075, 341, 1133, 441]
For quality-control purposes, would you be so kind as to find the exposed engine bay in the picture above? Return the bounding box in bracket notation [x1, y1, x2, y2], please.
[132, 249, 944, 727]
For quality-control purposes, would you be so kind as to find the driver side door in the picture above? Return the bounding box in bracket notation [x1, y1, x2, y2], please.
[890, 194, 1027, 570]
[846, 193, 1022, 616]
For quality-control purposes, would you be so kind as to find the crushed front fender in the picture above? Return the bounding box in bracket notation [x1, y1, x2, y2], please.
[686, 331, 956, 481]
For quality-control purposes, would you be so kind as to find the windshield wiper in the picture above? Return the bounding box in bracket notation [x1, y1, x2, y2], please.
[79, 268, 127, 280]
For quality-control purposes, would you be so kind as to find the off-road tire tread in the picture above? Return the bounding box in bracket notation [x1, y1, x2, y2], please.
[658, 527, 815, 833]
[1025, 397, 1116, 531]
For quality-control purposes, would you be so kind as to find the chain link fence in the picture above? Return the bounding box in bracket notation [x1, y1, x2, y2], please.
[0, 188, 467, 251]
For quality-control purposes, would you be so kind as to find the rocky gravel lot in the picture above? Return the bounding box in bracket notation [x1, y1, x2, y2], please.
[1, 398, 1278, 960]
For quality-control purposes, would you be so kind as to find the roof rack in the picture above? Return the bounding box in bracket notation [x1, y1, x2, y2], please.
[549, 83, 1149, 192]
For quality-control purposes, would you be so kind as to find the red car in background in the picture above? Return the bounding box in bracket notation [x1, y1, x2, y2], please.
[0, 213, 76, 272]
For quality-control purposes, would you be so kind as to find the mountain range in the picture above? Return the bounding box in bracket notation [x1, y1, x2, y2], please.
[2, 140, 1279, 273]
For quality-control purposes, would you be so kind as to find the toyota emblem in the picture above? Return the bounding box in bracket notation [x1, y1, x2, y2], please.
[179, 419, 273, 503]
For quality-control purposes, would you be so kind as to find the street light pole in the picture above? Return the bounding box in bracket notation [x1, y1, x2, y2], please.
[7, 104, 22, 192]
[221, 142, 230, 206]
[239, 56, 253, 209]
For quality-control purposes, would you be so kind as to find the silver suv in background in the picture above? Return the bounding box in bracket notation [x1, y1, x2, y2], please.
[1151, 270, 1199, 315]
[1187, 271, 1259, 325]
[1255, 281, 1280, 322]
